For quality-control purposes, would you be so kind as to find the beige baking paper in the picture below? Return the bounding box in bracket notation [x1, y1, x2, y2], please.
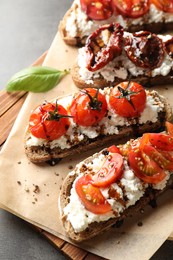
[0, 31, 173, 260]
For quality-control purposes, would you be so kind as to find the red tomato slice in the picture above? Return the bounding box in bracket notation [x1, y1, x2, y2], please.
[109, 81, 146, 118]
[112, 0, 150, 18]
[80, 0, 113, 20]
[29, 102, 70, 140]
[91, 153, 124, 187]
[143, 144, 173, 170]
[70, 88, 107, 126]
[151, 0, 173, 13]
[75, 175, 112, 214]
[166, 121, 173, 137]
[148, 133, 173, 151]
[108, 145, 121, 154]
[128, 148, 166, 184]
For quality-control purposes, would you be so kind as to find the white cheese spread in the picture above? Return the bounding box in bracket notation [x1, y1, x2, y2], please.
[65, 1, 173, 38]
[63, 152, 171, 233]
[26, 89, 164, 150]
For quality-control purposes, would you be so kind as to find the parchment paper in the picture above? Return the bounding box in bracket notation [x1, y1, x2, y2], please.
[1, 31, 173, 260]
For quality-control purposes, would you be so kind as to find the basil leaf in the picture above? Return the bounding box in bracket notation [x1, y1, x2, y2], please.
[6, 66, 69, 93]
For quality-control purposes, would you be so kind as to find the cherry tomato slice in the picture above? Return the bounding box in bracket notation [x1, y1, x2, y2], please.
[91, 153, 124, 188]
[86, 23, 123, 71]
[128, 148, 166, 184]
[80, 0, 113, 20]
[148, 133, 173, 151]
[151, 0, 173, 13]
[75, 175, 112, 214]
[29, 102, 70, 141]
[165, 38, 173, 59]
[124, 31, 164, 69]
[112, 0, 150, 18]
[143, 144, 173, 170]
[166, 121, 173, 137]
[70, 88, 107, 126]
[108, 145, 121, 154]
[109, 81, 146, 118]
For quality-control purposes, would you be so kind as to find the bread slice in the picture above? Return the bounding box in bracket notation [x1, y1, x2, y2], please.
[59, 140, 173, 242]
[24, 90, 172, 164]
[59, 1, 173, 46]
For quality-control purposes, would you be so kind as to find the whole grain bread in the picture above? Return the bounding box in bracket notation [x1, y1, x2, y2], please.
[59, 2, 173, 47]
[24, 93, 172, 164]
[59, 150, 173, 242]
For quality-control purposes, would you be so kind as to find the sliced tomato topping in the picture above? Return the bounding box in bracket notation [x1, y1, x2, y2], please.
[108, 145, 121, 154]
[166, 121, 173, 137]
[165, 38, 173, 59]
[143, 144, 173, 170]
[80, 0, 113, 20]
[75, 175, 112, 214]
[124, 31, 164, 69]
[86, 23, 123, 71]
[29, 102, 70, 140]
[151, 0, 173, 13]
[148, 133, 173, 151]
[112, 0, 150, 18]
[128, 148, 166, 184]
[109, 81, 146, 118]
[70, 88, 107, 126]
[91, 153, 124, 187]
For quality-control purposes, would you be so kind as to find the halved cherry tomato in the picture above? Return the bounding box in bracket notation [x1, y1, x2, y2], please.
[148, 133, 173, 151]
[108, 145, 121, 154]
[124, 31, 164, 69]
[75, 175, 112, 214]
[91, 153, 124, 187]
[143, 144, 173, 170]
[86, 23, 123, 71]
[128, 148, 166, 184]
[112, 0, 150, 18]
[70, 88, 107, 126]
[151, 0, 173, 13]
[166, 121, 173, 136]
[29, 102, 70, 140]
[109, 81, 146, 118]
[80, 0, 113, 20]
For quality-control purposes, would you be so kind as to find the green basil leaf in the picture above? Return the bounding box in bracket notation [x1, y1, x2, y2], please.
[5, 66, 69, 93]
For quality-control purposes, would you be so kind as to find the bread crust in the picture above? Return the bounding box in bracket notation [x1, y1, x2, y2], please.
[59, 149, 173, 242]
[71, 63, 173, 89]
[24, 91, 172, 164]
[59, 3, 173, 46]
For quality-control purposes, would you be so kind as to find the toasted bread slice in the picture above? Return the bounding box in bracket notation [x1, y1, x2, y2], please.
[59, 1, 173, 46]
[24, 90, 172, 164]
[59, 148, 173, 242]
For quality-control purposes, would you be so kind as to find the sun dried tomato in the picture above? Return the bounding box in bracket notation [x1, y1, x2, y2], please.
[124, 31, 164, 69]
[85, 23, 124, 72]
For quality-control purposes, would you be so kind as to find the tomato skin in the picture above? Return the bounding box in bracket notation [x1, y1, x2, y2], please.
[128, 148, 166, 184]
[148, 133, 173, 151]
[109, 81, 146, 118]
[112, 0, 150, 18]
[70, 88, 107, 126]
[151, 0, 173, 13]
[75, 175, 112, 214]
[91, 153, 124, 188]
[29, 103, 70, 141]
[108, 145, 121, 154]
[80, 0, 113, 20]
[166, 121, 173, 137]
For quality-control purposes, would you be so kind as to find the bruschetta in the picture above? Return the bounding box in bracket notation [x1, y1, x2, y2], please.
[60, 0, 173, 46]
[24, 82, 172, 164]
[59, 122, 173, 242]
[71, 23, 173, 89]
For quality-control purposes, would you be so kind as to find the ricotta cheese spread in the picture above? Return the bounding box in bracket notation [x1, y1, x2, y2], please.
[77, 33, 173, 84]
[26, 89, 164, 150]
[63, 152, 171, 233]
[65, 1, 173, 38]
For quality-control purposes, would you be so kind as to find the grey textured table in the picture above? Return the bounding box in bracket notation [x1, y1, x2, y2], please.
[0, 0, 173, 259]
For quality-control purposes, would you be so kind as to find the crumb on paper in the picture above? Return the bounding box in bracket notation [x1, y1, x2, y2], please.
[54, 172, 59, 176]
[17, 181, 21, 185]
[46, 194, 49, 197]
[33, 185, 40, 194]
[68, 165, 73, 170]
[17, 161, 21, 165]
[24, 186, 30, 192]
